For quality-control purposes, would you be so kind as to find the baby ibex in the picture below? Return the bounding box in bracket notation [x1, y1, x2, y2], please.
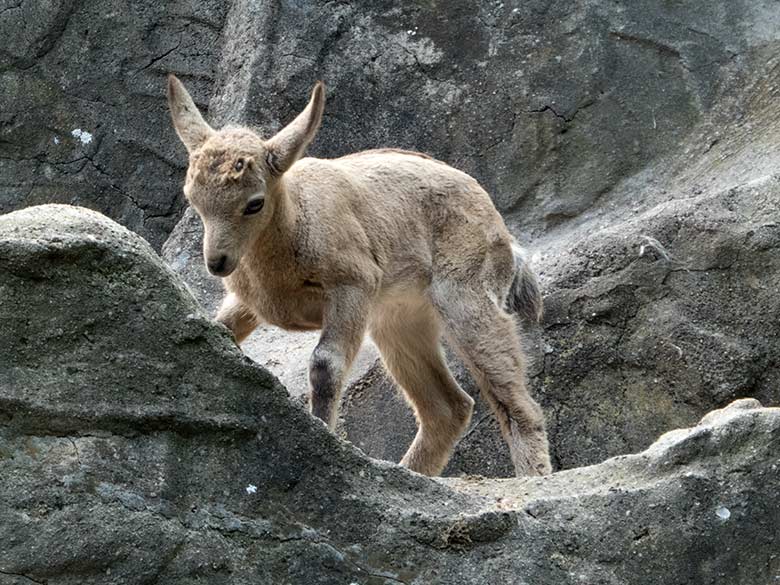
[167, 75, 551, 476]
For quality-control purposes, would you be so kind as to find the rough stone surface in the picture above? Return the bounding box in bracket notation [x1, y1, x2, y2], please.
[213, 0, 780, 236]
[340, 166, 780, 476]
[1, 206, 779, 584]
[336, 44, 780, 475]
[144, 0, 780, 476]
[3, 0, 780, 574]
[5, 0, 780, 476]
[5, 0, 780, 245]
[0, 0, 229, 249]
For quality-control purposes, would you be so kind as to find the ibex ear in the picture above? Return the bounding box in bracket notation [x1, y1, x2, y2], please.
[265, 81, 325, 175]
[167, 74, 215, 153]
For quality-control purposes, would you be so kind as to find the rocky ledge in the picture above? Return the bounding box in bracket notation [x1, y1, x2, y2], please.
[0, 205, 777, 584]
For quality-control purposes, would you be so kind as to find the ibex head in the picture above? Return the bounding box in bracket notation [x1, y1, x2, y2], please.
[167, 75, 325, 277]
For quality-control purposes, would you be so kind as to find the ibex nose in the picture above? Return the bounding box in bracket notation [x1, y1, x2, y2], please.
[207, 255, 229, 276]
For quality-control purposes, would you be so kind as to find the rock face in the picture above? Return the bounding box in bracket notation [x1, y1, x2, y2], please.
[1, 205, 779, 584]
[530, 174, 780, 471]
[0, 0, 230, 249]
[338, 44, 780, 474]
[4, 1, 780, 244]
[198, 0, 780, 236]
[4, 0, 780, 476]
[147, 0, 780, 475]
[341, 168, 780, 476]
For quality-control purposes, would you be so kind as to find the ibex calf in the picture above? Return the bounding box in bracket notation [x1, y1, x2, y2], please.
[167, 75, 552, 476]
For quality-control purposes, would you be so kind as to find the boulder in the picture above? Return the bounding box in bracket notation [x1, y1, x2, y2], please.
[0, 205, 778, 584]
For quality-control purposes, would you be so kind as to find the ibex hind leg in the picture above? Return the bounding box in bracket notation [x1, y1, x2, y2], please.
[430, 279, 552, 477]
[370, 297, 474, 476]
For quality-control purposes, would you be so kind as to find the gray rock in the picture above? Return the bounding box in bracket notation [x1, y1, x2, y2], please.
[532, 174, 780, 471]
[346, 171, 780, 476]
[340, 113, 780, 476]
[5, 0, 779, 477]
[5, 0, 780, 247]
[226, 0, 780, 237]
[149, 0, 779, 476]
[336, 29, 780, 474]
[0, 205, 778, 584]
[0, 0, 229, 249]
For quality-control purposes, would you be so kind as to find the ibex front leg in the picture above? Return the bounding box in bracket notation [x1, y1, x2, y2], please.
[309, 286, 370, 428]
[216, 293, 260, 344]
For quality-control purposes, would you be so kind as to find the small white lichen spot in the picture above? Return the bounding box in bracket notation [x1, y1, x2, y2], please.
[245, 484, 257, 495]
[716, 506, 731, 520]
[71, 128, 93, 145]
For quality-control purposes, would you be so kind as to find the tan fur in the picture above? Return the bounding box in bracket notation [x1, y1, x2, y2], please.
[167, 75, 552, 477]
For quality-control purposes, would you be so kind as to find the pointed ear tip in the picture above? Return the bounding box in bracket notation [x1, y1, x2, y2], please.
[168, 73, 186, 91]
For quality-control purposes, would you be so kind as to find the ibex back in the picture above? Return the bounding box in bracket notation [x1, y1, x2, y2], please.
[167, 75, 551, 476]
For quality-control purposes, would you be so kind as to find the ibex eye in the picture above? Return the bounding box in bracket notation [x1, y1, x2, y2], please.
[234, 158, 245, 172]
[243, 198, 265, 215]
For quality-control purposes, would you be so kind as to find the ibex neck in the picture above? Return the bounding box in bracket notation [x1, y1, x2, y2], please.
[256, 176, 297, 251]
